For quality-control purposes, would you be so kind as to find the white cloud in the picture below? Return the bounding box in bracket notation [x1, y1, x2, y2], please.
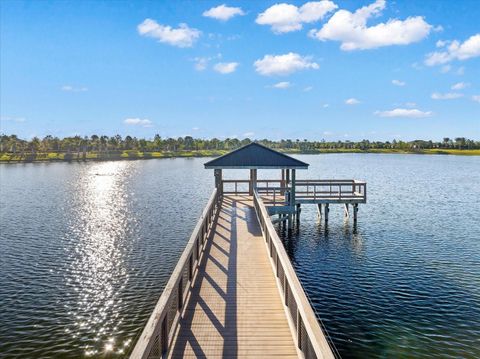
[425, 33, 480, 66]
[243, 132, 255, 137]
[273, 81, 291, 89]
[451, 82, 469, 90]
[303, 86, 313, 92]
[392, 79, 406, 86]
[254, 52, 319, 76]
[375, 108, 432, 118]
[61, 85, 88, 92]
[213, 62, 239, 74]
[192, 127, 200, 131]
[137, 19, 200, 48]
[323, 103, 330, 108]
[203, 4, 245, 21]
[124, 118, 153, 127]
[431, 92, 463, 100]
[256, 1, 337, 34]
[345, 98, 360, 105]
[405, 102, 417, 108]
[436, 40, 447, 48]
[456, 66, 465, 75]
[193, 57, 208, 71]
[471, 95, 480, 103]
[309, 0, 432, 50]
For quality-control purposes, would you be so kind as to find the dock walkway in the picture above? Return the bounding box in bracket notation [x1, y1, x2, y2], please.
[169, 195, 297, 358]
[130, 189, 335, 359]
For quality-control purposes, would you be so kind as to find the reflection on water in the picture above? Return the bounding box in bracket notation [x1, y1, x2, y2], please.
[66, 162, 133, 356]
[0, 159, 212, 357]
[1, 155, 479, 358]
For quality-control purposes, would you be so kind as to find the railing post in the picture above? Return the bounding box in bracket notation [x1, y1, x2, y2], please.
[161, 317, 168, 355]
[178, 278, 183, 310]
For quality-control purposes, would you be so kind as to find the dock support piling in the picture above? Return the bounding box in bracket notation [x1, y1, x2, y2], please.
[353, 203, 358, 224]
[316, 204, 322, 218]
[344, 204, 349, 218]
[325, 204, 329, 224]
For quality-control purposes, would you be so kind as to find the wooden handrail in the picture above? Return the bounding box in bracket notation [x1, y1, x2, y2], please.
[129, 189, 220, 359]
[253, 190, 335, 359]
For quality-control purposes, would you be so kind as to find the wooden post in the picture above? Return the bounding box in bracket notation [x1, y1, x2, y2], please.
[290, 169, 296, 228]
[281, 169, 285, 195]
[316, 203, 322, 218]
[249, 169, 257, 195]
[214, 169, 223, 195]
[353, 203, 358, 224]
[344, 204, 349, 218]
[291, 169, 296, 206]
[325, 203, 329, 224]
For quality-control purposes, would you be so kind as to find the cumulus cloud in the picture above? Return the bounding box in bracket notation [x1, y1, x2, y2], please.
[256, 1, 337, 34]
[137, 19, 200, 47]
[431, 92, 463, 100]
[345, 98, 360, 105]
[425, 33, 480, 66]
[273, 81, 291, 89]
[203, 4, 245, 21]
[392, 79, 406, 86]
[213, 62, 239, 74]
[309, 0, 432, 50]
[124, 118, 153, 127]
[61, 85, 88, 92]
[472, 95, 480, 103]
[254, 52, 319, 76]
[243, 132, 255, 137]
[451, 82, 469, 90]
[375, 108, 432, 118]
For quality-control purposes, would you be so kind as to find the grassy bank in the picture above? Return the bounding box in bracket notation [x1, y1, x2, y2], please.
[1, 148, 479, 163]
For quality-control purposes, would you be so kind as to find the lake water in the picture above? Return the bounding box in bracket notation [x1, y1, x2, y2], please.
[1, 155, 479, 358]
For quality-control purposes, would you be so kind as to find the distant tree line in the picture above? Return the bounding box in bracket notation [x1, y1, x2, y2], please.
[0, 134, 479, 155]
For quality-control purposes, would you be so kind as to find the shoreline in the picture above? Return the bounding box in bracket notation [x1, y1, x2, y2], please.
[1, 148, 479, 164]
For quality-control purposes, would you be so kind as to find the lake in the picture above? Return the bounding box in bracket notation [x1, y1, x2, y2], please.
[1, 154, 479, 358]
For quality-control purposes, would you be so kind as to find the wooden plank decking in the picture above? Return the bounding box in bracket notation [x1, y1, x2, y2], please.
[168, 195, 298, 358]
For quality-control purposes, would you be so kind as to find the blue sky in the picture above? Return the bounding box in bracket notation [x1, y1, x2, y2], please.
[1, 0, 479, 141]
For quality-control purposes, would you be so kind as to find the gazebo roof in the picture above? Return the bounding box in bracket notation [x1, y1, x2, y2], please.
[204, 142, 309, 169]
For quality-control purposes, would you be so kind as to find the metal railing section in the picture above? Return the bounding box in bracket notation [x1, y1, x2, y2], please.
[129, 189, 221, 359]
[253, 189, 336, 359]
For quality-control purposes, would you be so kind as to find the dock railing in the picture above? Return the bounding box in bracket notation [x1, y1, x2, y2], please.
[295, 180, 366, 202]
[253, 189, 336, 359]
[129, 189, 220, 359]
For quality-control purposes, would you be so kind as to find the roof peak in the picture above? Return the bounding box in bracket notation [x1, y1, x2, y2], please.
[204, 142, 309, 169]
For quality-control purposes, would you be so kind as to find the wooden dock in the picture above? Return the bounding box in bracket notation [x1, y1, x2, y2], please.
[169, 195, 298, 358]
[130, 144, 367, 358]
[130, 190, 335, 359]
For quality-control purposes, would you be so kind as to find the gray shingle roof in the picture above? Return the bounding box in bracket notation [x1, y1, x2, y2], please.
[204, 142, 309, 169]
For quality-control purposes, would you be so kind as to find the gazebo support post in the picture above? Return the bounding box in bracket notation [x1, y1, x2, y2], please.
[214, 169, 223, 196]
[288, 169, 296, 229]
[249, 169, 257, 195]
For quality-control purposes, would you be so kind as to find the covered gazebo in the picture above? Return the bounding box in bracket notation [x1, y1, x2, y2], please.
[204, 142, 308, 208]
